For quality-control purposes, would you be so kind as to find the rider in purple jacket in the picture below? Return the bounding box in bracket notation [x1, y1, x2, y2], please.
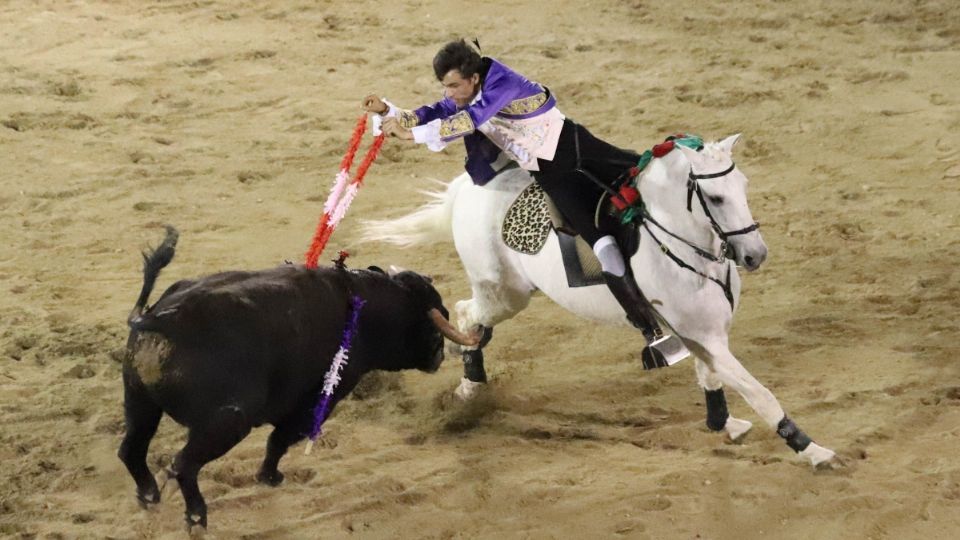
[364, 39, 669, 362]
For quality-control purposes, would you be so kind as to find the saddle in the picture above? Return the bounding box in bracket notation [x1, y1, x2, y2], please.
[501, 182, 640, 288]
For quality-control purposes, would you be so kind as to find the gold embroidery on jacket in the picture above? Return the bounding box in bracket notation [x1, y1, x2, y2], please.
[397, 109, 420, 129]
[439, 111, 475, 139]
[499, 92, 548, 116]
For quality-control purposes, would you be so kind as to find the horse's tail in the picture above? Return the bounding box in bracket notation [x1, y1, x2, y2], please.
[360, 173, 471, 247]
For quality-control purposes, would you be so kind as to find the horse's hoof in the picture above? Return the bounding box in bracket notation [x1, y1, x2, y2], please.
[724, 417, 752, 443]
[814, 453, 848, 472]
[454, 377, 485, 401]
[800, 442, 842, 470]
[256, 469, 284, 487]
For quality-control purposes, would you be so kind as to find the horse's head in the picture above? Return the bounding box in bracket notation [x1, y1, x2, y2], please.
[674, 134, 767, 271]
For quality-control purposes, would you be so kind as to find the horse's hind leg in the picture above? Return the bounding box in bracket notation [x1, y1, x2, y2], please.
[694, 341, 839, 468]
[453, 281, 532, 400]
[694, 357, 752, 441]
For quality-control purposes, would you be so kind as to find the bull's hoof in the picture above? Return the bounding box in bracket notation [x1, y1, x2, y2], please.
[256, 469, 285, 487]
[186, 514, 207, 538]
[454, 377, 485, 401]
[136, 486, 161, 509]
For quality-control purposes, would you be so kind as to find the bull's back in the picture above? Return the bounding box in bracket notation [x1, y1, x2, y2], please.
[127, 265, 353, 426]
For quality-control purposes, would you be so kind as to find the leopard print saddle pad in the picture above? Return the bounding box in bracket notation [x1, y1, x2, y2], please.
[501, 182, 604, 287]
[501, 182, 556, 255]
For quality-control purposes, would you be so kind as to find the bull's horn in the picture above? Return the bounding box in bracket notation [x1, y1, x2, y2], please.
[428, 308, 479, 347]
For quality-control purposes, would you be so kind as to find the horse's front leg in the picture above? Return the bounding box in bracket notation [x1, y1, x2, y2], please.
[456, 322, 494, 399]
[452, 282, 532, 400]
[694, 341, 839, 468]
[452, 296, 495, 401]
[694, 357, 753, 442]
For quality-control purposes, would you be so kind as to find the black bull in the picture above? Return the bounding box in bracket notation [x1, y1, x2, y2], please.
[118, 227, 477, 530]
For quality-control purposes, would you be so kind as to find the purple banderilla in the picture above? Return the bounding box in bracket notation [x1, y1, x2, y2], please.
[308, 295, 365, 441]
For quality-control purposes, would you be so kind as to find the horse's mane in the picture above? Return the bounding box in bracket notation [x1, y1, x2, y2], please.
[699, 140, 728, 162]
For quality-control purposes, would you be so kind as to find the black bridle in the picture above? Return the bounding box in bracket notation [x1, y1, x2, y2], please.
[644, 161, 760, 264]
[569, 128, 761, 309]
[686, 162, 760, 242]
[640, 160, 761, 310]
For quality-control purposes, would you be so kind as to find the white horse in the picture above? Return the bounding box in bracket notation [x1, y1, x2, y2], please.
[363, 134, 839, 468]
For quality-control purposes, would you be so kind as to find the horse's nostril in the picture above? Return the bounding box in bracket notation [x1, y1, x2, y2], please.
[745, 256, 755, 267]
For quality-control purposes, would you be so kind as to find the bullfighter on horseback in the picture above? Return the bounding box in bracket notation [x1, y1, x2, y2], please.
[362, 39, 672, 362]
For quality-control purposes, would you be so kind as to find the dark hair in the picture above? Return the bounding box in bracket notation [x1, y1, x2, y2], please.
[432, 39, 482, 81]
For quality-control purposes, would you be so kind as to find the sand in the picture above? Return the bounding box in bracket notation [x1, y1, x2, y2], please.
[1, 0, 959, 538]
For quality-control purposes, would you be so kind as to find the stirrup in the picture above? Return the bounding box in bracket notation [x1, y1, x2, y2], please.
[641, 335, 689, 370]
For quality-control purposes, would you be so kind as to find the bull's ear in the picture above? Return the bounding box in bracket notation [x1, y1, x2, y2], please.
[423, 274, 434, 284]
[367, 265, 386, 274]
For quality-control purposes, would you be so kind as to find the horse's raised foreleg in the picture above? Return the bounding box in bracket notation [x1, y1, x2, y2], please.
[453, 281, 532, 400]
[694, 357, 753, 441]
[462, 325, 494, 383]
[695, 342, 838, 468]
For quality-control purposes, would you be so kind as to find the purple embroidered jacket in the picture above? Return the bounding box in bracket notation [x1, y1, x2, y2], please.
[402, 58, 559, 185]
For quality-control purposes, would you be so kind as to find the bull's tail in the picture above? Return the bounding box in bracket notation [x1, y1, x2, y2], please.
[359, 173, 471, 247]
[128, 225, 179, 326]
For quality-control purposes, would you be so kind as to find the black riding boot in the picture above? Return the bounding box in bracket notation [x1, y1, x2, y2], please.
[602, 271, 662, 339]
[602, 271, 672, 369]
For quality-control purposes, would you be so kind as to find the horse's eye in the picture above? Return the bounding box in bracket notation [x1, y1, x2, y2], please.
[708, 195, 725, 205]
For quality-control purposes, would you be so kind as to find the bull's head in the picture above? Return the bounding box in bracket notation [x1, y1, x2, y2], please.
[385, 266, 478, 372]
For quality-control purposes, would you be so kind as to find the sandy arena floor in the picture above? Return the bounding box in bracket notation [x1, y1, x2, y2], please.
[1, 1, 959, 538]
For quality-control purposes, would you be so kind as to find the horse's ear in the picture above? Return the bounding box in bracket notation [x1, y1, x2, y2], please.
[718, 133, 742, 154]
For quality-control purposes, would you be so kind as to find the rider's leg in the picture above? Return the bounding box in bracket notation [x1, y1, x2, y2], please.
[532, 120, 664, 345]
[592, 236, 662, 341]
[592, 236, 625, 276]
[568, 122, 641, 180]
[533, 166, 664, 343]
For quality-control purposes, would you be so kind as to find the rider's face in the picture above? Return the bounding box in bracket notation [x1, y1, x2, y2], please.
[442, 69, 480, 108]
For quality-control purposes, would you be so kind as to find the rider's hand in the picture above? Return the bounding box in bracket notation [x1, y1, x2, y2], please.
[362, 94, 388, 115]
[382, 117, 414, 140]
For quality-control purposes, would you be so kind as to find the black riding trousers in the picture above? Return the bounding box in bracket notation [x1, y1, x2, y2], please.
[531, 119, 639, 246]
